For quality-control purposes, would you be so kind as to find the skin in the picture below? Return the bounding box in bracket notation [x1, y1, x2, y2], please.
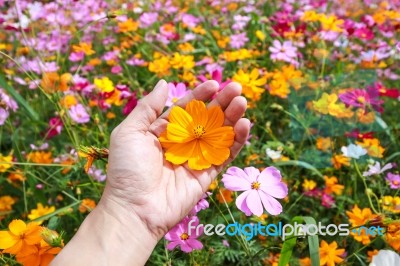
[51, 80, 250, 265]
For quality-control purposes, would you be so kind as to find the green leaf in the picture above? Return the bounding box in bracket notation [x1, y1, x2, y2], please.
[273, 160, 324, 178]
[278, 216, 303, 266]
[0, 74, 40, 121]
[303, 216, 320, 266]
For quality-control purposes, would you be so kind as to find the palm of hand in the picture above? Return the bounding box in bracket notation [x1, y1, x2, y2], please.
[104, 80, 249, 240]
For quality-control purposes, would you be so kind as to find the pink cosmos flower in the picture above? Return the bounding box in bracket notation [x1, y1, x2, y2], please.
[88, 166, 107, 182]
[230, 32, 248, 49]
[165, 82, 190, 107]
[68, 104, 90, 124]
[165, 216, 203, 253]
[354, 28, 374, 40]
[269, 40, 297, 64]
[197, 69, 231, 99]
[189, 192, 210, 215]
[386, 173, 400, 189]
[321, 193, 335, 208]
[222, 166, 288, 216]
[139, 12, 158, 28]
[338, 88, 383, 113]
[362, 162, 393, 177]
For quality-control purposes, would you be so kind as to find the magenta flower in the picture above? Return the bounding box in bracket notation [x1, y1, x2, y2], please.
[197, 69, 231, 99]
[68, 104, 90, 124]
[386, 173, 400, 189]
[354, 28, 374, 40]
[269, 40, 297, 63]
[165, 216, 203, 253]
[189, 192, 210, 215]
[166, 82, 190, 107]
[44, 117, 63, 139]
[321, 193, 335, 208]
[222, 166, 288, 216]
[338, 88, 383, 113]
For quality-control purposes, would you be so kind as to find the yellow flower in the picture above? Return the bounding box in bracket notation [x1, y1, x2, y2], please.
[0, 196, 16, 214]
[386, 221, 400, 251]
[159, 100, 234, 170]
[27, 151, 53, 164]
[331, 154, 350, 169]
[0, 153, 13, 173]
[94, 77, 114, 93]
[233, 69, 266, 101]
[178, 43, 195, 52]
[356, 138, 384, 158]
[302, 179, 317, 192]
[148, 54, 171, 77]
[79, 199, 96, 213]
[60, 95, 78, 108]
[169, 53, 195, 70]
[0, 220, 42, 255]
[381, 196, 400, 214]
[301, 10, 321, 22]
[179, 71, 197, 87]
[319, 14, 343, 32]
[28, 203, 56, 224]
[346, 205, 377, 244]
[40, 73, 72, 93]
[72, 42, 95, 55]
[117, 18, 139, 33]
[221, 49, 252, 62]
[316, 137, 332, 152]
[255, 30, 265, 41]
[312, 93, 353, 118]
[319, 240, 345, 266]
[267, 65, 303, 98]
[324, 176, 344, 195]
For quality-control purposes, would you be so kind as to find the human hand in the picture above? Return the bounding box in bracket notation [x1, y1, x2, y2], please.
[52, 80, 249, 266]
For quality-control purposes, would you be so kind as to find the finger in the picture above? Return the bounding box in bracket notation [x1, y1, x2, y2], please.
[223, 96, 247, 126]
[149, 80, 219, 136]
[158, 80, 219, 120]
[207, 82, 242, 111]
[120, 80, 168, 133]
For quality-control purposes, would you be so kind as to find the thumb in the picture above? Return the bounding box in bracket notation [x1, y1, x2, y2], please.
[121, 80, 169, 133]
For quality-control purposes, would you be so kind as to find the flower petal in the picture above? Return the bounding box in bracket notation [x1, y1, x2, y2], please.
[0, 231, 18, 249]
[187, 239, 203, 250]
[165, 140, 197, 165]
[202, 127, 235, 148]
[169, 106, 193, 129]
[246, 190, 263, 216]
[235, 190, 252, 216]
[260, 183, 288, 199]
[9, 220, 26, 236]
[167, 240, 181, 250]
[200, 140, 230, 166]
[167, 123, 193, 143]
[259, 190, 283, 215]
[225, 166, 255, 184]
[258, 167, 282, 184]
[244, 167, 261, 182]
[222, 170, 252, 191]
[187, 142, 211, 170]
[185, 100, 208, 126]
[205, 106, 224, 131]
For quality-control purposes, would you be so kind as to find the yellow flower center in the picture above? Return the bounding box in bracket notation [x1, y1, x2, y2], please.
[172, 97, 178, 103]
[251, 181, 261, 190]
[193, 125, 206, 138]
[180, 233, 189, 240]
[357, 96, 366, 104]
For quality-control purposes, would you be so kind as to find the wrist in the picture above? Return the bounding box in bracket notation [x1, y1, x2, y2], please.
[52, 193, 158, 265]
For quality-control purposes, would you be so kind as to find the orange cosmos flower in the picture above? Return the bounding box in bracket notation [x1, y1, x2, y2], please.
[0, 220, 42, 256]
[319, 240, 345, 266]
[159, 100, 234, 170]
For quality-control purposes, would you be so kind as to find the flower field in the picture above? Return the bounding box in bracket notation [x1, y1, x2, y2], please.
[1, 0, 400, 265]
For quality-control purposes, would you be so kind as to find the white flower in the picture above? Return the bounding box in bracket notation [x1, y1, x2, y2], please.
[370, 250, 400, 266]
[363, 162, 393, 177]
[266, 148, 282, 160]
[341, 144, 367, 159]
